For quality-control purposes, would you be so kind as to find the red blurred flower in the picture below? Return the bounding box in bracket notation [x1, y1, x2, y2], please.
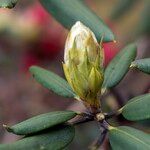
[103, 20, 120, 66]
[103, 42, 119, 66]
[21, 2, 66, 71]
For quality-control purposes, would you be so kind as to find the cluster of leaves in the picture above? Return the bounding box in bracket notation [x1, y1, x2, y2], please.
[0, 0, 150, 150]
[1, 44, 150, 149]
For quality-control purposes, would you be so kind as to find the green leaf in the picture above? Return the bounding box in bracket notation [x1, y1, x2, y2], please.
[40, 0, 115, 42]
[0, 0, 18, 8]
[4, 110, 77, 135]
[138, 2, 150, 35]
[102, 43, 137, 88]
[30, 66, 76, 98]
[109, 126, 150, 150]
[131, 58, 150, 74]
[121, 93, 150, 121]
[110, 0, 137, 20]
[0, 125, 75, 150]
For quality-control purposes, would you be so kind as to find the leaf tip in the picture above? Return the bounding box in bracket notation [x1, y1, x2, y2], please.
[29, 65, 39, 74]
[130, 63, 136, 68]
[3, 124, 13, 132]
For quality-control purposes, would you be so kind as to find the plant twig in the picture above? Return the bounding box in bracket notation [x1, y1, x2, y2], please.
[104, 109, 122, 119]
[71, 117, 94, 125]
[89, 123, 107, 150]
[71, 112, 94, 125]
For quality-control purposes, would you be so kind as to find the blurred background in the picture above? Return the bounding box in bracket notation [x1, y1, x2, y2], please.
[0, 0, 149, 149]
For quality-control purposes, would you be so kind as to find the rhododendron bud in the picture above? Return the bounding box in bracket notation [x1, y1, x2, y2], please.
[63, 21, 104, 108]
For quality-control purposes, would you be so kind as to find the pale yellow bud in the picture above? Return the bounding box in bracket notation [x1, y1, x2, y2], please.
[63, 21, 104, 108]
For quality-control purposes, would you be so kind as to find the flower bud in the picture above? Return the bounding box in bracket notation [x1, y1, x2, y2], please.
[63, 21, 104, 108]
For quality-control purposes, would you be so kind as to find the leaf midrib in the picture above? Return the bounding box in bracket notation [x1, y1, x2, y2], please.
[113, 128, 150, 148]
[124, 94, 150, 109]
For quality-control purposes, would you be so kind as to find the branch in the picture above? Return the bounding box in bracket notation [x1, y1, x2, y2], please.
[70, 112, 94, 125]
[89, 124, 108, 150]
[104, 109, 122, 119]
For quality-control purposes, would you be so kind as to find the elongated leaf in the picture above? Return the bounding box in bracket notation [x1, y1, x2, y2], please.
[121, 93, 150, 121]
[103, 43, 137, 88]
[131, 58, 150, 74]
[4, 110, 77, 135]
[138, 2, 150, 35]
[110, 0, 137, 20]
[109, 126, 150, 150]
[0, 125, 75, 150]
[40, 0, 115, 42]
[30, 66, 76, 98]
[0, 0, 18, 8]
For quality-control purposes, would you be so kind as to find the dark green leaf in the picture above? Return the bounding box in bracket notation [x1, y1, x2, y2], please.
[30, 66, 76, 98]
[40, 0, 115, 42]
[109, 126, 150, 150]
[4, 110, 77, 135]
[121, 93, 150, 121]
[0, 125, 75, 150]
[110, 0, 137, 20]
[103, 43, 137, 88]
[131, 58, 150, 74]
[0, 0, 19, 8]
[138, 2, 150, 35]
